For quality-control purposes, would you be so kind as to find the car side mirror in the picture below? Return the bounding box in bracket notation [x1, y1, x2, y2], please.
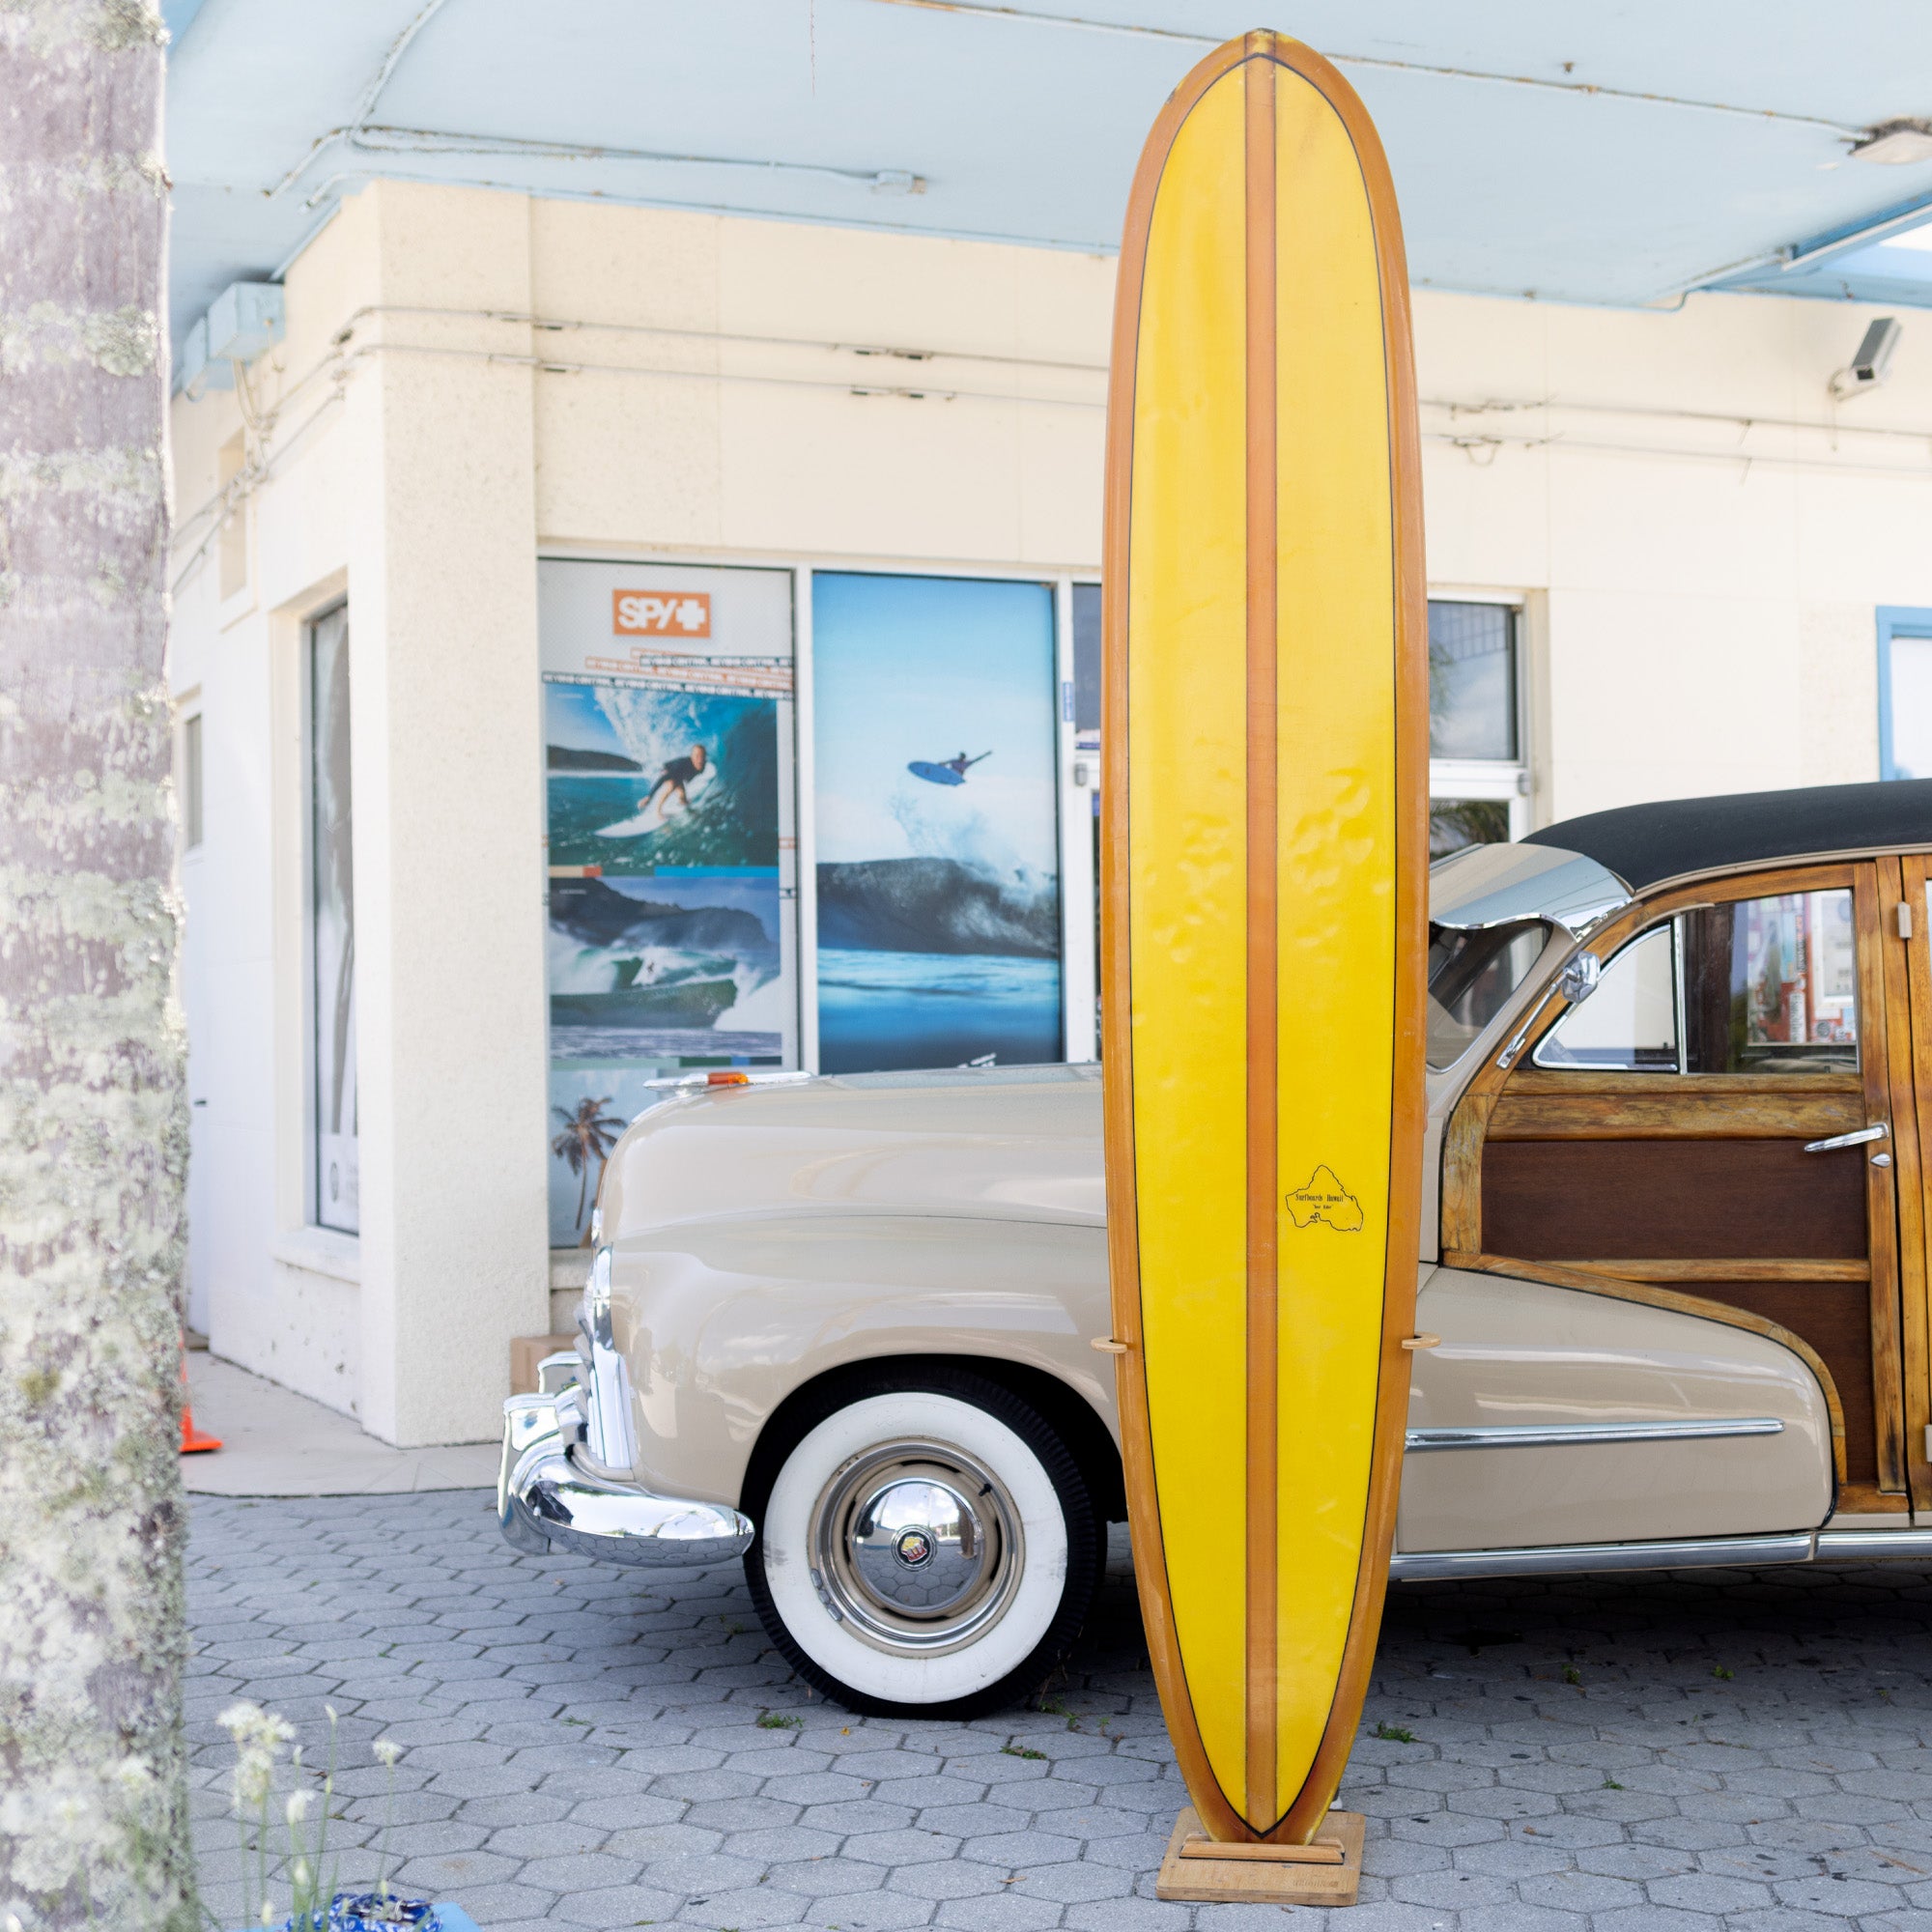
[1556, 952, 1601, 1006]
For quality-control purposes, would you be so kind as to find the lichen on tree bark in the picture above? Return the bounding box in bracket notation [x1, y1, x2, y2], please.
[0, 1, 195, 1926]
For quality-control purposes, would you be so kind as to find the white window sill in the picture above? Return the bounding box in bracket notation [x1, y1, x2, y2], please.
[271, 1227, 361, 1285]
[1430, 758, 1528, 799]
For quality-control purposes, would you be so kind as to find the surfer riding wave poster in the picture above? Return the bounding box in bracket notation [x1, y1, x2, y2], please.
[813, 571, 1063, 1073]
[539, 558, 799, 1244]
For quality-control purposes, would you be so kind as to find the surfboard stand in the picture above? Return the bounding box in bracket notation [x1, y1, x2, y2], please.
[1155, 1805, 1366, 1907]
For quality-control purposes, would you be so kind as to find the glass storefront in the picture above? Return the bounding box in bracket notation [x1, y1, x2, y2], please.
[536, 565, 1531, 1240]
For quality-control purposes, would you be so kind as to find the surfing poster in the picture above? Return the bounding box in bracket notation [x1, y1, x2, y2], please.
[540, 560, 797, 1244]
[812, 572, 1062, 1073]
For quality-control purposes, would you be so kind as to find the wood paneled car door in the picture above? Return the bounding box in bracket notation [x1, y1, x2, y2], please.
[1444, 862, 1910, 1513]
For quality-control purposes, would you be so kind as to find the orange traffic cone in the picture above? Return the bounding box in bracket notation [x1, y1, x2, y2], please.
[179, 1334, 221, 1455]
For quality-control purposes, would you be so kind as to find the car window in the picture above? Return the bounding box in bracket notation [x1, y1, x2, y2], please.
[1685, 891, 1858, 1073]
[1533, 923, 1676, 1070]
[1427, 921, 1548, 1069]
[1534, 888, 1859, 1075]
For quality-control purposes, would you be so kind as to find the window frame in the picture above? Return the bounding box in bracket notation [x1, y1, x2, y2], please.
[1427, 593, 1529, 846]
[305, 599, 357, 1236]
[1533, 867, 1866, 1079]
[1877, 605, 1932, 781]
[179, 708, 204, 852]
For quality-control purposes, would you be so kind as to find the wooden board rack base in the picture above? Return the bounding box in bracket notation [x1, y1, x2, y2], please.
[1155, 1805, 1366, 1906]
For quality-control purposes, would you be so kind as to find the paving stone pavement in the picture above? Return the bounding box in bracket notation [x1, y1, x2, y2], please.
[188, 1492, 1932, 1932]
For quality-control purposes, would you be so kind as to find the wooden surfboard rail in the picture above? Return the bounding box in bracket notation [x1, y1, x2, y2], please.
[1101, 29, 1428, 1848]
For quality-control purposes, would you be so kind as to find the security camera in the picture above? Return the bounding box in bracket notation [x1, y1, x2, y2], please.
[1829, 316, 1901, 400]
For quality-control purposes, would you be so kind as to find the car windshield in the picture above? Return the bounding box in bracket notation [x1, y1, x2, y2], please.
[1427, 919, 1548, 1069]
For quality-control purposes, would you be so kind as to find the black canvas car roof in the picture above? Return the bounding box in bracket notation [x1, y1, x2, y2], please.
[1525, 779, 1932, 893]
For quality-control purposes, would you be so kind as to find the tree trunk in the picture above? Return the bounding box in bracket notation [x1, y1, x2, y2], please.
[0, 2, 193, 1926]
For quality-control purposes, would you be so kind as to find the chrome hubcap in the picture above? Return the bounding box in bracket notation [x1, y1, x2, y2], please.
[809, 1440, 1023, 1656]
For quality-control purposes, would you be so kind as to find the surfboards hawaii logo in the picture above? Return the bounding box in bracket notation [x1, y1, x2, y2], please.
[1286, 1166, 1364, 1233]
[612, 589, 711, 639]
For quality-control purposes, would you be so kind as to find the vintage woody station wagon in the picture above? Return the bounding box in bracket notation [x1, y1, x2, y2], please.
[502, 778, 1932, 1717]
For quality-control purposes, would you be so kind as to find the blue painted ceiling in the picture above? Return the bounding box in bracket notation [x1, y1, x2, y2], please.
[165, 0, 1932, 351]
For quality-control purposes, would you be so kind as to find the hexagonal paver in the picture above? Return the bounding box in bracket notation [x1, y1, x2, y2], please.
[186, 1497, 1932, 1931]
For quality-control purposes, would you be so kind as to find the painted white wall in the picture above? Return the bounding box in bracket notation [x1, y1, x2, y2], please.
[168, 182, 1932, 1441]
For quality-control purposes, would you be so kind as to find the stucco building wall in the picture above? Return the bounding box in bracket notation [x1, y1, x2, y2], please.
[169, 180, 1932, 1441]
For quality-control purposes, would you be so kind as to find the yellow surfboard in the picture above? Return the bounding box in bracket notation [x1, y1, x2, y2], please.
[1100, 31, 1427, 1844]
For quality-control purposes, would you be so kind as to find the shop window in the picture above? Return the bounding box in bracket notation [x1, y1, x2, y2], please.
[1878, 606, 1932, 780]
[1429, 798, 1509, 858]
[1071, 582, 1102, 737]
[537, 559, 799, 1247]
[1071, 582, 1102, 1014]
[308, 605, 357, 1234]
[813, 572, 1062, 1074]
[181, 711, 204, 850]
[1429, 599, 1524, 857]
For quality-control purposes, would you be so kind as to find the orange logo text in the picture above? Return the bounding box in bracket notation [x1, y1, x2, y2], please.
[612, 590, 711, 639]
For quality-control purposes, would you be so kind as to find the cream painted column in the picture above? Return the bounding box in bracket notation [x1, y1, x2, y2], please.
[353, 185, 549, 1445]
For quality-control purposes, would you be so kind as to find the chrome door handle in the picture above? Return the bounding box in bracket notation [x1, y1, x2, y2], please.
[1804, 1122, 1888, 1153]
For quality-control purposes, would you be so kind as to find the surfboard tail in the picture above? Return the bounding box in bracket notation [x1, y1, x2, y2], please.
[1101, 29, 1428, 1844]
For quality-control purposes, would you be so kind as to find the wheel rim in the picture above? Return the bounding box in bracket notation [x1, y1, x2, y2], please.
[807, 1437, 1025, 1657]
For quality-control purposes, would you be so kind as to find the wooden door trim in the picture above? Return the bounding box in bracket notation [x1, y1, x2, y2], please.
[1489, 1088, 1863, 1141]
[1444, 1250, 1848, 1484]
[1894, 853, 1932, 1510]
[1853, 864, 1908, 1492]
[1504, 1070, 1863, 1096]
[1557, 1258, 1870, 1284]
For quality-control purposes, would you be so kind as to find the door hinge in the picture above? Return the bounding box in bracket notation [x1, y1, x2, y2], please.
[1899, 902, 1915, 941]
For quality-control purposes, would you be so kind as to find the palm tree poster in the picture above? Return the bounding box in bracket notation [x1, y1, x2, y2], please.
[551, 1094, 626, 1247]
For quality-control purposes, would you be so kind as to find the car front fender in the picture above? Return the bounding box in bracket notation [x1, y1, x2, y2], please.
[605, 1213, 1115, 1509]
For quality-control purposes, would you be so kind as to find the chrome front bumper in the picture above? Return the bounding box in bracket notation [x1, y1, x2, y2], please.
[497, 1352, 753, 1568]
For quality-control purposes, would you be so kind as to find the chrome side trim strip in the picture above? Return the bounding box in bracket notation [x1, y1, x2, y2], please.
[1405, 1417, 1784, 1454]
[1815, 1526, 1932, 1561]
[1389, 1531, 1815, 1582]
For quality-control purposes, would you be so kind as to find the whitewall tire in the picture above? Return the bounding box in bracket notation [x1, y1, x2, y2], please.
[744, 1369, 1101, 1717]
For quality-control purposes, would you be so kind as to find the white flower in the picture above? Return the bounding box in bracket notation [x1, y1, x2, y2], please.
[220, 1701, 296, 1816]
[217, 1701, 296, 1751]
[373, 1738, 403, 1768]
[232, 1752, 273, 1813]
[286, 1789, 313, 1825]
